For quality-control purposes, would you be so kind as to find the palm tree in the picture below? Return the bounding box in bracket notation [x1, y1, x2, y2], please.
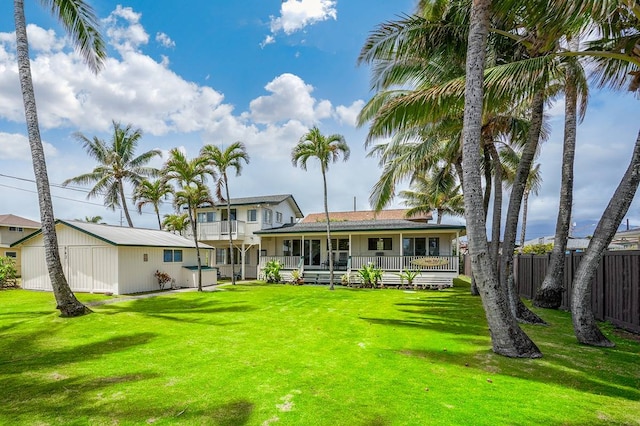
[13, 0, 105, 317]
[163, 148, 212, 291]
[162, 213, 190, 235]
[399, 171, 464, 224]
[291, 127, 350, 290]
[200, 142, 250, 285]
[62, 121, 161, 228]
[83, 215, 104, 224]
[134, 179, 173, 229]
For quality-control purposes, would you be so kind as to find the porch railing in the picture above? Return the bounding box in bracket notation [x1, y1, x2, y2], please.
[259, 255, 458, 273]
[186, 220, 246, 240]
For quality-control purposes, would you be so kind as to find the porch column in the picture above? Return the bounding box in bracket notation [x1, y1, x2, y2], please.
[399, 232, 403, 273]
[456, 231, 460, 273]
[301, 235, 305, 273]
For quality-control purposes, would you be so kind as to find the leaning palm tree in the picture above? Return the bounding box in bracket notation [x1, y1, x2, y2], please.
[200, 142, 250, 285]
[291, 127, 350, 290]
[162, 213, 190, 235]
[399, 171, 464, 224]
[162, 148, 212, 291]
[63, 121, 161, 228]
[134, 179, 173, 229]
[13, 0, 105, 317]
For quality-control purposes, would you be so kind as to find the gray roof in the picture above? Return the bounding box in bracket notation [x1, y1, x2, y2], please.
[255, 219, 465, 235]
[0, 214, 40, 228]
[207, 194, 304, 217]
[12, 220, 213, 249]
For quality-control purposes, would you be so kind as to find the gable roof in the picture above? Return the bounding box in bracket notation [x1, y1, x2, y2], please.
[301, 209, 431, 223]
[11, 220, 213, 249]
[202, 194, 304, 218]
[255, 219, 464, 235]
[0, 214, 40, 228]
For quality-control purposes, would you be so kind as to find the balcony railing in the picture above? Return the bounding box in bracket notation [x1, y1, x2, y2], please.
[186, 220, 246, 240]
[259, 255, 459, 273]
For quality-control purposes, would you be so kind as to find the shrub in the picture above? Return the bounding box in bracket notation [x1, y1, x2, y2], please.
[357, 263, 383, 288]
[0, 256, 18, 288]
[154, 270, 172, 290]
[290, 268, 303, 285]
[263, 260, 282, 283]
[522, 243, 554, 254]
[397, 269, 420, 287]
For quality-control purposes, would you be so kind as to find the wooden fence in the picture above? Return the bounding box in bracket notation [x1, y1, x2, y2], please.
[464, 251, 640, 334]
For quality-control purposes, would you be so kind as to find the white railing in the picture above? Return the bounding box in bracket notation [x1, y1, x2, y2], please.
[186, 220, 246, 240]
[259, 256, 301, 270]
[351, 255, 458, 273]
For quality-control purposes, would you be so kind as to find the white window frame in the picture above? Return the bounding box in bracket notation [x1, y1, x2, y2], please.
[247, 209, 257, 222]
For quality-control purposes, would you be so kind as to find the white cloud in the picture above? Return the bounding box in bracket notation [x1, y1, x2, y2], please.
[155, 32, 175, 48]
[0, 132, 58, 160]
[249, 73, 333, 125]
[335, 100, 365, 127]
[260, 35, 275, 49]
[103, 5, 149, 54]
[270, 0, 337, 35]
[26, 25, 66, 52]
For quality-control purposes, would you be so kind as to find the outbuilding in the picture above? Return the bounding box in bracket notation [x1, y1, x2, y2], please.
[11, 220, 216, 295]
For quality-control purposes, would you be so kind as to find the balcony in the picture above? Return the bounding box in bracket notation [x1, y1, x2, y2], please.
[186, 220, 247, 241]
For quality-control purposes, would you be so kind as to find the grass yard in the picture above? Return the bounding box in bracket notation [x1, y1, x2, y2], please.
[1, 279, 639, 425]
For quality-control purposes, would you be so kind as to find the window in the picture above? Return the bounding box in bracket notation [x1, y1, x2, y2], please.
[276, 212, 283, 223]
[8, 227, 23, 232]
[428, 237, 440, 256]
[247, 209, 257, 222]
[368, 237, 392, 251]
[403, 238, 427, 256]
[163, 249, 183, 262]
[5, 252, 17, 258]
[218, 248, 241, 264]
[283, 239, 301, 257]
[197, 212, 216, 223]
[216, 248, 226, 264]
[263, 208, 273, 225]
[327, 239, 349, 250]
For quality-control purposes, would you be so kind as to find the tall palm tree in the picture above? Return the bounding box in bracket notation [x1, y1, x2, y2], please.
[200, 142, 250, 285]
[162, 148, 212, 291]
[62, 121, 161, 228]
[399, 171, 464, 224]
[291, 127, 350, 290]
[13, 0, 105, 317]
[134, 179, 173, 229]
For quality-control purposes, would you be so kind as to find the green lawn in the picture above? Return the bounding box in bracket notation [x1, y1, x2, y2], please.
[1, 280, 638, 425]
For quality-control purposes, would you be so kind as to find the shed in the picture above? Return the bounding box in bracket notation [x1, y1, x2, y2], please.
[11, 220, 215, 295]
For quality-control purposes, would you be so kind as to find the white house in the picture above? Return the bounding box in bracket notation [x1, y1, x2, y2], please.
[0, 214, 40, 274]
[189, 194, 304, 279]
[255, 209, 465, 288]
[12, 220, 215, 295]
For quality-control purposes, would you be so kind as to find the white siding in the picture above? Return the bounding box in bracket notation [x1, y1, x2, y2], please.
[21, 246, 51, 290]
[92, 247, 118, 293]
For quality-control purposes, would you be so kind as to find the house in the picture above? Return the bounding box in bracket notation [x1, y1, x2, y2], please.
[255, 210, 465, 288]
[11, 220, 215, 295]
[0, 214, 41, 274]
[189, 194, 304, 279]
[612, 227, 640, 250]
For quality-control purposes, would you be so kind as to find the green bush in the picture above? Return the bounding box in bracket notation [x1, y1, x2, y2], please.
[397, 269, 420, 287]
[0, 256, 18, 288]
[262, 260, 282, 283]
[522, 243, 554, 254]
[357, 263, 383, 288]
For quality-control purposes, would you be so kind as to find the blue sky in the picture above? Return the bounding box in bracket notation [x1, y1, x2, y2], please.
[0, 1, 638, 239]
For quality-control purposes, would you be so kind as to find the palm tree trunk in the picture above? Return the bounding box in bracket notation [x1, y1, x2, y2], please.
[461, 0, 540, 358]
[572, 129, 640, 347]
[225, 174, 236, 285]
[189, 204, 202, 291]
[118, 179, 134, 227]
[487, 142, 502, 268]
[520, 189, 529, 249]
[499, 91, 545, 324]
[483, 148, 492, 220]
[154, 205, 162, 230]
[535, 38, 579, 309]
[322, 168, 334, 290]
[14, 0, 89, 317]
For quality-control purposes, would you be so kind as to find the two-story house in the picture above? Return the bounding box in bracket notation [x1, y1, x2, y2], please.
[189, 194, 304, 279]
[0, 214, 41, 274]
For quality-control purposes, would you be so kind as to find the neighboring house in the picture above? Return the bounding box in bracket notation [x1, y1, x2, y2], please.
[255, 210, 465, 288]
[189, 194, 304, 279]
[612, 227, 640, 250]
[0, 214, 40, 274]
[522, 236, 625, 251]
[11, 220, 215, 295]
[301, 209, 432, 223]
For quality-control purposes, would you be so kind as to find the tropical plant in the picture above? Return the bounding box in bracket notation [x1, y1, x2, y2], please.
[13, 0, 105, 317]
[154, 270, 172, 290]
[262, 260, 282, 283]
[162, 213, 190, 235]
[290, 268, 303, 285]
[397, 269, 420, 288]
[200, 142, 250, 285]
[340, 273, 350, 286]
[357, 263, 383, 288]
[399, 171, 464, 224]
[80, 215, 104, 223]
[63, 121, 161, 228]
[162, 148, 212, 291]
[134, 179, 173, 229]
[291, 127, 350, 290]
[0, 256, 18, 288]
